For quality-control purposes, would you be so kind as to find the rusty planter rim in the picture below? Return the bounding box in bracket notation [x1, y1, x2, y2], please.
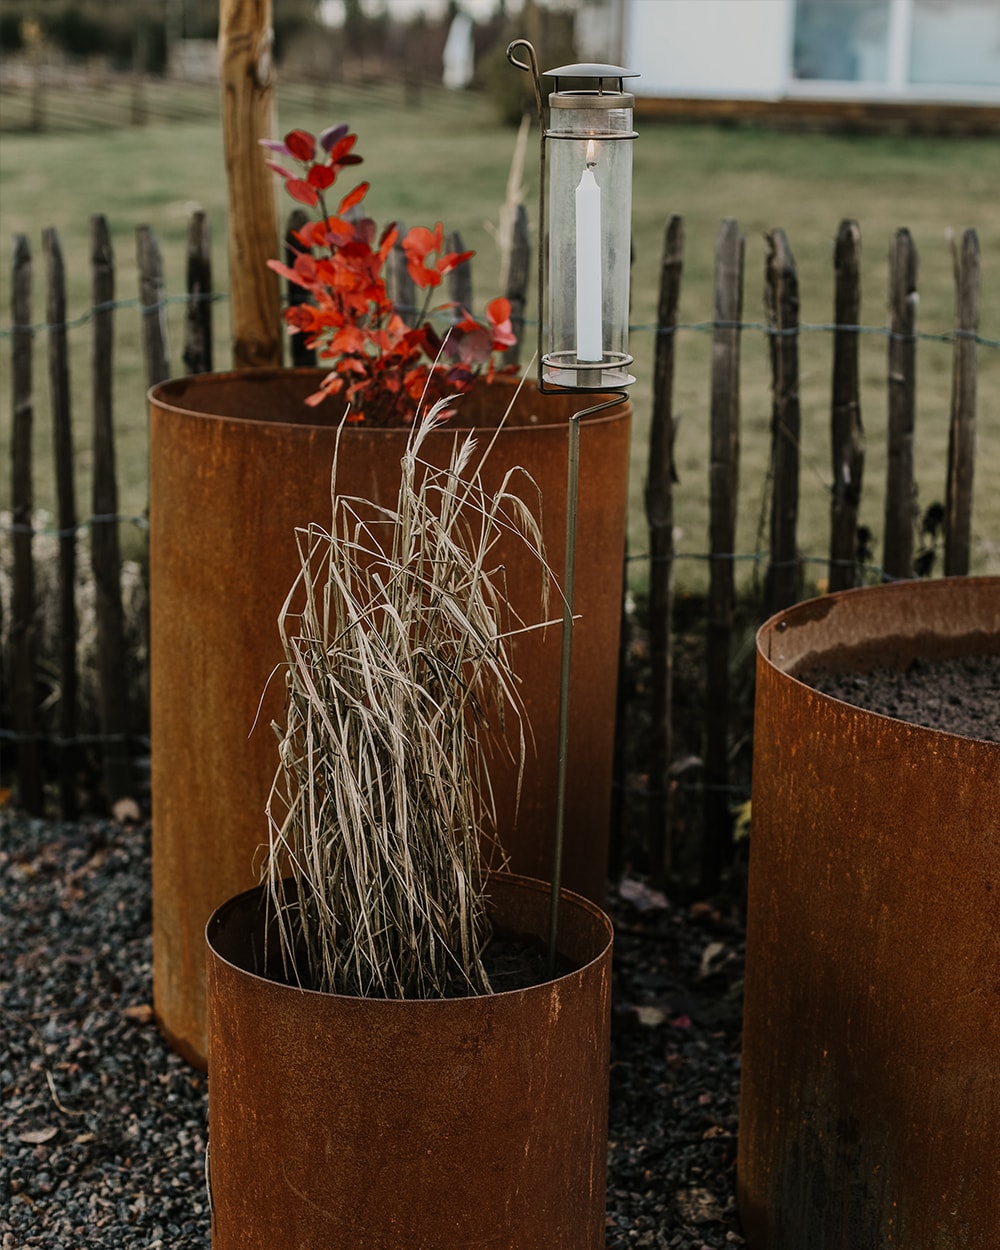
[148, 367, 630, 435]
[756, 575, 1000, 739]
[206, 870, 613, 999]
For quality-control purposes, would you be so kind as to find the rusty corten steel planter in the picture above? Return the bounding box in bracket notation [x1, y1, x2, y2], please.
[206, 872, 613, 1249]
[739, 577, 1000, 1250]
[149, 368, 630, 1067]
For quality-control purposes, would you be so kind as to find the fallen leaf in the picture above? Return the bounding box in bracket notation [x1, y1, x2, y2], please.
[123, 1004, 154, 1025]
[634, 1005, 669, 1028]
[112, 797, 142, 825]
[618, 877, 669, 913]
[675, 1185, 724, 1224]
[669, 1014, 693, 1030]
[19, 1126, 58, 1144]
[73, 1132, 96, 1144]
[698, 940, 730, 979]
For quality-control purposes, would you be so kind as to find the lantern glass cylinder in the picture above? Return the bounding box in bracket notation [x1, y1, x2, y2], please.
[545, 98, 635, 390]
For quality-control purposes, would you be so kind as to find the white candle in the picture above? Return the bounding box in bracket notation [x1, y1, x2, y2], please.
[575, 141, 603, 364]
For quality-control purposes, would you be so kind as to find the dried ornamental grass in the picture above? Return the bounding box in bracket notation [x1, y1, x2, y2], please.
[265, 397, 555, 999]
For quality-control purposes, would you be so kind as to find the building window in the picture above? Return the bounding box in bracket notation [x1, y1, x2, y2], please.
[792, 0, 1000, 92]
[792, 0, 891, 83]
[909, 0, 1000, 88]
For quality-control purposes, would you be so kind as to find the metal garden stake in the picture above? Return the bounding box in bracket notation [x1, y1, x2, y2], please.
[507, 40, 638, 974]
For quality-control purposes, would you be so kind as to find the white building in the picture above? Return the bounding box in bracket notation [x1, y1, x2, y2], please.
[618, 0, 1000, 107]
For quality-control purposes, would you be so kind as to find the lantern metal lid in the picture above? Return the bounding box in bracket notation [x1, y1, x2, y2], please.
[543, 62, 638, 112]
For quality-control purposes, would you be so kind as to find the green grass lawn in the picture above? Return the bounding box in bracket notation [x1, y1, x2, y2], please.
[2, 77, 998, 587]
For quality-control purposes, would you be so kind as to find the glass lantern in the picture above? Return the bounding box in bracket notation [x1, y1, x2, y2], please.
[542, 63, 638, 391]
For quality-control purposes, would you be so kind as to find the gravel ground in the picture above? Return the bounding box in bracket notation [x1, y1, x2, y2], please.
[1, 809, 746, 1249]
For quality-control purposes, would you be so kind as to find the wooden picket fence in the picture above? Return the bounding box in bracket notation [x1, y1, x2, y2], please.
[2, 206, 986, 887]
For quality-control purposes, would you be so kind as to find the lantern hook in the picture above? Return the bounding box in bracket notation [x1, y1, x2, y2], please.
[506, 39, 544, 126]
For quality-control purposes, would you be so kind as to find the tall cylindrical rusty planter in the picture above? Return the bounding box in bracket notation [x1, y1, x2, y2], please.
[739, 577, 1000, 1250]
[206, 872, 613, 1249]
[149, 368, 630, 1067]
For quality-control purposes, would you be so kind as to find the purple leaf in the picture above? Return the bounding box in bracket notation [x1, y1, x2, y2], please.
[259, 139, 291, 156]
[319, 123, 349, 152]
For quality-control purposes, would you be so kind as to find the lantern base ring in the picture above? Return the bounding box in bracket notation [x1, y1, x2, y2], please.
[542, 350, 636, 391]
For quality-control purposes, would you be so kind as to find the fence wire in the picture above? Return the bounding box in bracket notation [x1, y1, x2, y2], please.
[3, 295, 999, 350]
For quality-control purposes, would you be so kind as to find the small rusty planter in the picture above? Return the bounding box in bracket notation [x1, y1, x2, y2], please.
[149, 368, 630, 1067]
[206, 872, 613, 1250]
[739, 577, 1000, 1250]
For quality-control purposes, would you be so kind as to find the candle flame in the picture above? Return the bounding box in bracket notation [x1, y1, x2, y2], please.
[585, 139, 597, 168]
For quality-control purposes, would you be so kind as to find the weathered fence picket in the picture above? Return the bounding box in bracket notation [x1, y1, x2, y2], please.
[704, 218, 744, 891]
[829, 219, 864, 593]
[183, 209, 214, 375]
[945, 228, 980, 576]
[884, 228, 919, 580]
[446, 230, 473, 319]
[502, 203, 530, 368]
[285, 208, 315, 368]
[386, 226, 418, 327]
[44, 225, 79, 818]
[765, 228, 801, 616]
[90, 214, 132, 805]
[644, 215, 683, 878]
[11, 234, 42, 814]
[137, 225, 171, 389]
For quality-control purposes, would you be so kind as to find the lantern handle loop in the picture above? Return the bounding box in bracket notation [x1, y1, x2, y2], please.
[506, 39, 544, 127]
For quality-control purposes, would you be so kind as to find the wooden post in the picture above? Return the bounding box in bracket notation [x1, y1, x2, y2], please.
[944, 229, 980, 577]
[884, 228, 918, 580]
[765, 228, 801, 614]
[285, 209, 315, 368]
[219, 0, 282, 369]
[644, 215, 683, 881]
[183, 209, 214, 375]
[828, 220, 864, 592]
[704, 218, 744, 893]
[44, 226, 79, 819]
[137, 225, 172, 389]
[10, 235, 43, 815]
[502, 204, 530, 368]
[90, 214, 132, 804]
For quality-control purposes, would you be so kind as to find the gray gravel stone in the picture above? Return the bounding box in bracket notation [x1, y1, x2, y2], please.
[1, 810, 745, 1247]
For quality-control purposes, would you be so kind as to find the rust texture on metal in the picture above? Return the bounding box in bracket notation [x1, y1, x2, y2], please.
[739, 577, 1000, 1250]
[206, 872, 613, 1249]
[149, 368, 630, 1067]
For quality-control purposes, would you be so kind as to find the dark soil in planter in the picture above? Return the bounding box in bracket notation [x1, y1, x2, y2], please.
[481, 930, 576, 993]
[797, 653, 1000, 742]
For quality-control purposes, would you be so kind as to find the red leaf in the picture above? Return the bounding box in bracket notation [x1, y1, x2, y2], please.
[402, 225, 438, 260]
[338, 181, 370, 214]
[284, 129, 316, 162]
[308, 164, 337, 190]
[437, 249, 474, 276]
[407, 257, 442, 289]
[284, 178, 319, 207]
[327, 133, 358, 164]
[486, 296, 512, 325]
